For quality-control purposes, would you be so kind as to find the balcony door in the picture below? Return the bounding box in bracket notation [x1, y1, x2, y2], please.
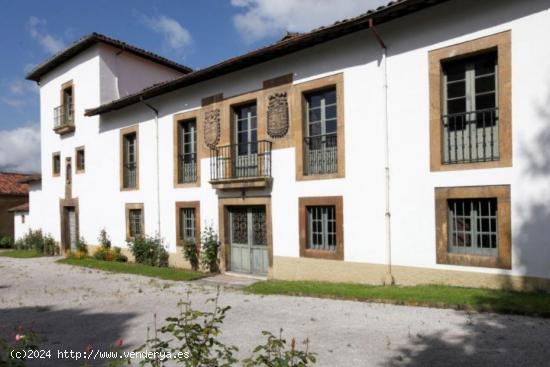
[233, 103, 258, 178]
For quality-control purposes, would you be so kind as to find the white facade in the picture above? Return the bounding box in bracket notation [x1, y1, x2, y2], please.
[24, 0, 550, 288]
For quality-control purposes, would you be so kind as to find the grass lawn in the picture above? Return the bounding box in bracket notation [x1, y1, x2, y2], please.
[57, 257, 206, 281]
[245, 280, 550, 318]
[0, 249, 47, 258]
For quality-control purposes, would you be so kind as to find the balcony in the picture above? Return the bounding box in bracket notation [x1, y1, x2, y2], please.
[209, 140, 272, 190]
[53, 104, 75, 135]
[442, 108, 499, 165]
[304, 133, 338, 176]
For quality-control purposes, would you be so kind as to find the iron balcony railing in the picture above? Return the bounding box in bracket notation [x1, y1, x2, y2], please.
[442, 107, 499, 165]
[53, 103, 74, 129]
[178, 153, 197, 183]
[304, 133, 338, 176]
[123, 162, 137, 188]
[210, 140, 272, 181]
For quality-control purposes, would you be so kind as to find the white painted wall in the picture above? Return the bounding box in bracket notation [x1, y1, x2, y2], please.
[27, 0, 550, 281]
[13, 211, 30, 240]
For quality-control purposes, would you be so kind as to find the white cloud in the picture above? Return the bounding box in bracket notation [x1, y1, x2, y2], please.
[138, 13, 192, 52]
[0, 97, 26, 108]
[0, 125, 41, 173]
[28, 16, 65, 54]
[231, 0, 387, 43]
[8, 80, 38, 96]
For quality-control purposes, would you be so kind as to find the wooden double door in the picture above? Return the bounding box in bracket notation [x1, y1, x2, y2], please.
[229, 206, 268, 275]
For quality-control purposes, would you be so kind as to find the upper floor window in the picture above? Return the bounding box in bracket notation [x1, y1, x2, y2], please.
[429, 31, 511, 172]
[52, 152, 61, 176]
[54, 81, 75, 134]
[121, 127, 139, 190]
[442, 51, 498, 164]
[76, 147, 85, 173]
[234, 103, 259, 177]
[304, 88, 337, 176]
[177, 119, 197, 183]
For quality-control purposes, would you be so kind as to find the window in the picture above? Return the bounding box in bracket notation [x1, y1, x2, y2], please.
[233, 103, 258, 178]
[448, 198, 497, 256]
[442, 52, 498, 164]
[292, 73, 344, 181]
[177, 119, 197, 183]
[304, 88, 337, 175]
[299, 196, 343, 260]
[429, 31, 511, 171]
[175, 202, 200, 247]
[75, 147, 85, 173]
[120, 126, 139, 190]
[52, 153, 61, 176]
[307, 206, 336, 251]
[125, 203, 144, 240]
[435, 185, 511, 269]
[54, 81, 74, 131]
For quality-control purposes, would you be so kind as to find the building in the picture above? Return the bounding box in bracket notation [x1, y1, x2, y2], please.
[21, 0, 550, 290]
[0, 173, 31, 238]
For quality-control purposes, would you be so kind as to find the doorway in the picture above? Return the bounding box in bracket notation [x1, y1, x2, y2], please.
[229, 206, 268, 275]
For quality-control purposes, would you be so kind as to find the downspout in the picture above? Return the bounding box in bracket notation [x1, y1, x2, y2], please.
[140, 97, 162, 237]
[369, 18, 394, 285]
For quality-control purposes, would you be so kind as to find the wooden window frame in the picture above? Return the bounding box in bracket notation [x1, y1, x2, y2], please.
[435, 185, 511, 269]
[175, 201, 200, 247]
[173, 110, 201, 188]
[125, 203, 144, 241]
[430, 31, 512, 171]
[75, 146, 85, 174]
[299, 196, 344, 260]
[120, 125, 139, 191]
[52, 152, 61, 177]
[292, 73, 345, 181]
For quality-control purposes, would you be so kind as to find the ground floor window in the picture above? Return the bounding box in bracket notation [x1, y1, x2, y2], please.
[299, 196, 343, 260]
[175, 202, 200, 246]
[435, 185, 510, 269]
[125, 203, 144, 240]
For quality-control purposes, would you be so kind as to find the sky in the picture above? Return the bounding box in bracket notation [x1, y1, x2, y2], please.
[0, 0, 387, 173]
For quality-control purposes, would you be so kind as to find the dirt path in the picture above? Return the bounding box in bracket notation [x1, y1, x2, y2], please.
[1, 257, 549, 366]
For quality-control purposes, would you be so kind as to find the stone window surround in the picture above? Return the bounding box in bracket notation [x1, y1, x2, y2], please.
[119, 125, 139, 191]
[75, 146, 85, 174]
[175, 201, 200, 247]
[125, 203, 144, 241]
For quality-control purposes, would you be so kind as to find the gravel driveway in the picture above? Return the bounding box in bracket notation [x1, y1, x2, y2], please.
[1, 257, 549, 366]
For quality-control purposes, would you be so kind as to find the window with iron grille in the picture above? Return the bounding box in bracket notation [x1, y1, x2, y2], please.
[307, 206, 336, 251]
[442, 51, 499, 164]
[304, 88, 337, 175]
[178, 119, 197, 183]
[123, 132, 137, 188]
[76, 148, 85, 172]
[52, 153, 60, 176]
[448, 198, 497, 256]
[128, 209, 142, 238]
[179, 208, 196, 242]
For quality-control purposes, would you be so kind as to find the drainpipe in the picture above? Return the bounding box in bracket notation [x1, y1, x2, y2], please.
[140, 97, 161, 236]
[369, 18, 394, 285]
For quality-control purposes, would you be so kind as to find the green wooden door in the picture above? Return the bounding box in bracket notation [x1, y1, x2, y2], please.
[229, 206, 268, 275]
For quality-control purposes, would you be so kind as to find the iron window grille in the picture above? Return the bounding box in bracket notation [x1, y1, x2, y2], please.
[123, 133, 137, 188]
[307, 205, 336, 251]
[442, 51, 499, 164]
[178, 119, 197, 183]
[180, 208, 196, 243]
[448, 198, 498, 256]
[128, 209, 143, 238]
[304, 88, 337, 175]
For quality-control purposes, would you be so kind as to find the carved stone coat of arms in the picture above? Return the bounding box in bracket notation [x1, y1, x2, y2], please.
[267, 92, 289, 138]
[203, 108, 221, 148]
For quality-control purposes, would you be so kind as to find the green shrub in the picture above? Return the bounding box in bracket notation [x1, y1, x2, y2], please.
[27, 229, 44, 253]
[113, 247, 128, 262]
[43, 234, 59, 256]
[0, 235, 13, 249]
[128, 234, 168, 267]
[98, 228, 111, 249]
[76, 237, 88, 255]
[243, 329, 316, 367]
[200, 226, 220, 273]
[182, 239, 200, 271]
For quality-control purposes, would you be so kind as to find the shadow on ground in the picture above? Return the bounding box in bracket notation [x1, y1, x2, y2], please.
[0, 306, 138, 366]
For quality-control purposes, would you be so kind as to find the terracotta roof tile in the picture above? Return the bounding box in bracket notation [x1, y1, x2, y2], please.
[0, 172, 32, 195]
